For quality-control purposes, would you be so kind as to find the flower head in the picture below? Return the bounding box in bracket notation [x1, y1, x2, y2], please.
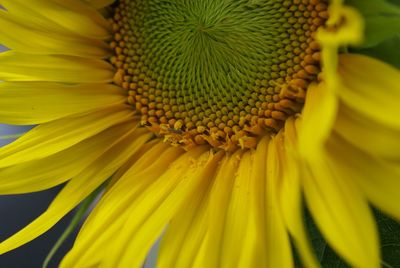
[0, 0, 399, 267]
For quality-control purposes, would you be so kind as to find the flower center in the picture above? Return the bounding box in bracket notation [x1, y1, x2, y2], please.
[110, 0, 328, 151]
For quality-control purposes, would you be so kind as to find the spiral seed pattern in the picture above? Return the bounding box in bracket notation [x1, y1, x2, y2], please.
[110, 0, 328, 151]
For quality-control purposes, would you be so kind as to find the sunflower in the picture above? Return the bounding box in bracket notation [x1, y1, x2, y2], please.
[0, 0, 399, 267]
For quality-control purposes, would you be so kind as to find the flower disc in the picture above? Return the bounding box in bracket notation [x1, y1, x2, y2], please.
[111, 0, 328, 150]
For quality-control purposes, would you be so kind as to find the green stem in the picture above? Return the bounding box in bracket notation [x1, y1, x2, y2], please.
[42, 185, 105, 268]
[0, 133, 24, 140]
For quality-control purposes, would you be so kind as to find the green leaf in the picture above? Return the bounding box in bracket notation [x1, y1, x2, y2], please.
[304, 209, 349, 268]
[375, 210, 400, 268]
[351, 34, 400, 68]
[346, 0, 400, 15]
[42, 183, 106, 268]
[346, 0, 400, 47]
[298, 208, 400, 267]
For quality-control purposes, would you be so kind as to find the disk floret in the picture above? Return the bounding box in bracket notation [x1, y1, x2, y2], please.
[110, 0, 328, 151]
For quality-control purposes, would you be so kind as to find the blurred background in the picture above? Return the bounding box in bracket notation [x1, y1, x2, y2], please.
[0, 124, 159, 268]
[0, 124, 78, 268]
[0, 38, 80, 268]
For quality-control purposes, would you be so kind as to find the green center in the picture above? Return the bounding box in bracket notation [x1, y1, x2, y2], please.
[123, 0, 294, 102]
[111, 0, 326, 150]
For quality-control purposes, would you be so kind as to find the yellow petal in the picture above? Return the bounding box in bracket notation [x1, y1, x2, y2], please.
[157, 154, 219, 268]
[61, 146, 204, 268]
[326, 133, 400, 221]
[0, 11, 110, 58]
[317, 4, 364, 91]
[302, 148, 380, 268]
[0, 121, 138, 194]
[0, 82, 125, 125]
[103, 139, 169, 190]
[2, 0, 111, 40]
[0, 127, 152, 254]
[338, 54, 400, 129]
[298, 82, 338, 160]
[0, 51, 114, 83]
[0, 106, 132, 168]
[189, 151, 242, 268]
[61, 142, 182, 267]
[219, 152, 255, 268]
[335, 104, 400, 160]
[265, 134, 295, 268]
[279, 118, 319, 268]
[299, 3, 364, 163]
[318, 4, 364, 47]
[232, 137, 269, 268]
[107, 149, 220, 268]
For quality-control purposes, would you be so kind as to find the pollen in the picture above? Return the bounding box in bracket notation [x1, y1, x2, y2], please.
[110, 0, 328, 151]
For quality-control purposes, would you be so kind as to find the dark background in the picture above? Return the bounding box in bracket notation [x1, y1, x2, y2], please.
[0, 125, 78, 268]
[0, 125, 159, 268]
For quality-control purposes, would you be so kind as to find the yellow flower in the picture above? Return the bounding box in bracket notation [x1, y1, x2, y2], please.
[0, 0, 399, 267]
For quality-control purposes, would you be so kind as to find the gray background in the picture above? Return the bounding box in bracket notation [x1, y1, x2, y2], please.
[0, 124, 78, 268]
